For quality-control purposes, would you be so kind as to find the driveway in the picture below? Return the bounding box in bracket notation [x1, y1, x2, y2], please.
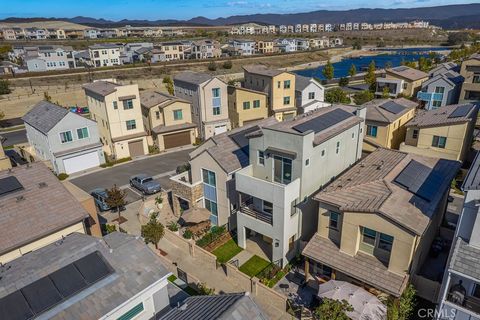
[1, 129, 27, 146]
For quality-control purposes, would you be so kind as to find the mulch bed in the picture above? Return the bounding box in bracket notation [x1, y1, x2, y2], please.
[204, 232, 233, 252]
[112, 216, 128, 224]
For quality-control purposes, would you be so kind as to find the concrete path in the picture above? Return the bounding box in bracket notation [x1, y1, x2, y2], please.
[231, 250, 254, 267]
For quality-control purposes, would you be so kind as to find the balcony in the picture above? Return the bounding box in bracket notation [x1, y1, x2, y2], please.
[417, 91, 443, 102]
[446, 293, 480, 316]
[236, 197, 273, 225]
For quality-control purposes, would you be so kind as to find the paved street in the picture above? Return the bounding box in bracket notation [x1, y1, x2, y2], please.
[1, 129, 27, 146]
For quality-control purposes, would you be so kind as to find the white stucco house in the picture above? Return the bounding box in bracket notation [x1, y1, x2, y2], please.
[295, 75, 329, 113]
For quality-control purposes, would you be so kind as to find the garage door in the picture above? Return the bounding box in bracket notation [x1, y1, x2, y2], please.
[63, 151, 100, 174]
[163, 131, 191, 149]
[128, 140, 145, 158]
[214, 125, 227, 135]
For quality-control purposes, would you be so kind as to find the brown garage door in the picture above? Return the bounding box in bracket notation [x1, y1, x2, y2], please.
[128, 140, 145, 157]
[163, 131, 191, 149]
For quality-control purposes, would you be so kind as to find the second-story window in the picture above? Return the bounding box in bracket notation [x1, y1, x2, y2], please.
[113, 101, 118, 109]
[273, 155, 292, 184]
[284, 80, 291, 89]
[155, 111, 160, 120]
[258, 150, 265, 165]
[336, 141, 340, 154]
[283, 96, 291, 105]
[308, 92, 315, 99]
[126, 120, 136, 130]
[243, 101, 250, 110]
[262, 200, 273, 215]
[432, 135, 447, 148]
[253, 100, 260, 108]
[123, 99, 134, 110]
[59, 131, 73, 143]
[366, 125, 377, 137]
[329, 212, 339, 229]
[173, 109, 183, 120]
[212, 88, 221, 115]
[77, 127, 89, 139]
[412, 129, 419, 139]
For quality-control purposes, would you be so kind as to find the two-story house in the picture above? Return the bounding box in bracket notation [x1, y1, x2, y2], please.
[25, 45, 76, 72]
[235, 105, 366, 266]
[459, 53, 480, 103]
[88, 43, 122, 67]
[227, 86, 269, 128]
[243, 65, 297, 121]
[174, 72, 230, 140]
[294, 75, 328, 114]
[303, 148, 460, 298]
[22, 101, 105, 174]
[376, 66, 429, 98]
[417, 67, 464, 110]
[140, 91, 197, 151]
[256, 40, 274, 54]
[230, 40, 256, 56]
[83, 80, 148, 159]
[400, 103, 478, 162]
[190, 40, 221, 59]
[362, 98, 417, 152]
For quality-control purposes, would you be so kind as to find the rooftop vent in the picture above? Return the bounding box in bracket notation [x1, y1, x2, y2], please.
[16, 195, 25, 202]
[38, 182, 48, 189]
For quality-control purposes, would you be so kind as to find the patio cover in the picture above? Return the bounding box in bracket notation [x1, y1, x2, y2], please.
[317, 280, 386, 320]
[180, 207, 211, 225]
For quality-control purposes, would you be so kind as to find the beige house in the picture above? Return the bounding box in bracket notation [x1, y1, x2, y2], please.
[400, 103, 478, 161]
[227, 86, 269, 128]
[83, 79, 148, 159]
[362, 98, 417, 152]
[459, 53, 480, 103]
[256, 40, 274, 54]
[0, 136, 11, 170]
[377, 66, 429, 98]
[243, 65, 297, 121]
[140, 91, 197, 151]
[303, 148, 460, 299]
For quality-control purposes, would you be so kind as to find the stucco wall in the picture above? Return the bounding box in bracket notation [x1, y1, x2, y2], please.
[227, 87, 268, 128]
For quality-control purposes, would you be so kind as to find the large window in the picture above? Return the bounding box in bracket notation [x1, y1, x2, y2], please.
[432, 135, 447, 148]
[202, 169, 218, 220]
[173, 109, 183, 120]
[378, 233, 394, 252]
[126, 120, 136, 130]
[243, 101, 250, 110]
[308, 92, 315, 99]
[212, 88, 220, 98]
[205, 199, 218, 216]
[202, 169, 216, 186]
[284, 80, 291, 89]
[59, 131, 73, 143]
[123, 99, 133, 110]
[329, 212, 339, 229]
[412, 129, 419, 139]
[263, 200, 273, 215]
[366, 125, 378, 137]
[273, 155, 292, 184]
[434, 86, 445, 94]
[77, 127, 89, 139]
[360, 226, 394, 254]
[253, 100, 260, 108]
[362, 227, 377, 246]
[283, 96, 291, 105]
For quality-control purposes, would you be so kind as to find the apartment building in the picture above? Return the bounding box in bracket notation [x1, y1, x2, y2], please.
[362, 98, 417, 152]
[376, 66, 429, 98]
[24, 45, 76, 72]
[191, 39, 221, 59]
[243, 65, 297, 121]
[400, 103, 478, 162]
[174, 72, 230, 139]
[121, 42, 154, 63]
[83, 80, 148, 159]
[275, 39, 297, 52]
[140, 91, 197, 151]
[279, 25, 287, 34]
[296, 39, 310, 51]
[84, 28, 99, 39]
[227, 86, 269, 128]
[230, 39, 256, 56]
[303, 148, 460, 298]
[417, 68, 463, 110]
[459, 53, 480, 103]
[256, 40, 274, 54]
[235, 105, 366, 266]
[310, 24, 318, 33]
[154, 41, 186, 61]
[88, 43, 122, 67]
[295, 75, 328, 114]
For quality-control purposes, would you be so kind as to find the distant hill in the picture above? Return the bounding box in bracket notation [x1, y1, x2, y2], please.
[1, 3, 480, 29]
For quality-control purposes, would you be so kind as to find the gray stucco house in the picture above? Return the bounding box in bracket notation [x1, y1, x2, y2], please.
[23, 101, 105, 174]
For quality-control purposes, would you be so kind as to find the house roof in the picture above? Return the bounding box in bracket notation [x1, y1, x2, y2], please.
[174, 71, 213, 85]
[0, 232, 170, 320]
[0, 162, 89, 256]
[428, 62, 459, 76]
[422, 71, 463, 89]
[406, 103, 478, 128]
[449, 238, 480, 280]
[386, 66, 428, 81]
[22, 101, 70, 134]
[462, 151, 480, 191]
[140, 91, 190, 109]
[160, 293, 266, 320]
[295, 74, 322, 92]
[152, 122, 197, 134]
[363, 98, 417, 124]
[242, 64, 287, 77]
[313, 148, 460, 236]
[89, 43, 122, 49]
[82, 80, 120, 96]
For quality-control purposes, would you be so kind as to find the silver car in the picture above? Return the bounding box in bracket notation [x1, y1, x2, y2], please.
[129, 174, 161, 195]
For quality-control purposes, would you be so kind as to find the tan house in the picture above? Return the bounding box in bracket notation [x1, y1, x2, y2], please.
[303, 148, 460, 299]
[255, 40, 274, 54]
[243, 65, 297, 121]
[377, 66, 429, 98]
[0, 136, 11, 170]
[227, 86, 268, 128]
[83, 79, 148, 159]
[459, 53, 480, 103]
[140, 90, 197, 151]
[0, 162, 92, 264]
[362, 98, 417, 152]
[400, 103, 478, 161]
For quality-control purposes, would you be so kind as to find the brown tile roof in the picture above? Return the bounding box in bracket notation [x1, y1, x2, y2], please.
[406, 103, 478, 128]
[152, 122, 197, 134]
[0, 163, 88, 255]
[363, 98, 417, 124]
[242, 64, 288, 77]
[140, 91, 190, 109]
[386, 66, 428, 81]
[314, 148, 460, 235]
[82, 81, 119, 96]
[303, 234, 408, 297]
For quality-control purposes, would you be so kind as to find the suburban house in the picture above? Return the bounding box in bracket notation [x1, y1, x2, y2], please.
[173, 72, 231, 140]
[0, 136, 11, 170]
[88, 43, 122, 67]
[275, 39, 297, 52]
[83, 80, 148, 159]
[235, 105, 366, 266]
[362, 98, 417, 152]
[190, 40, 221, 59]
[230, 39, 256, 56]
[227, 86, 269, 128]
[429, 61, 459, 78]
[140, 90, 197, 151]
[243, 65, 297, 121]
[436, 152, 480, 320]
[376, 66, 429, 98]
[400, 103, 478, 162]
[459, 53, 480, 103]
[0, 162, 96, 264]
[417, 69, 463, 110]
[294, 75, 328, 114]
[0, 232, 173, 320]
[256, 40, 274, 54]
[23, 101, 105, 174]
[25, 45, 76, 72]
[153, 42, 186, 62]
[302, 148, 460, 299]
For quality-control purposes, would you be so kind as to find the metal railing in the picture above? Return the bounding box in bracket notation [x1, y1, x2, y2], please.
[447, 293, 480, 316]
[236, 197, 273, 225]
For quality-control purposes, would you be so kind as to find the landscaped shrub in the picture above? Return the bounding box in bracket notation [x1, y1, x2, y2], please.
[207, 61, 217, 71]
[57, 173, 69, 180]
[167, 221, 179, 232]
[222, 60, 232, 69]
[100, 157, 132, 168]
[183, 229, 193, 239]
[176, 163, 191, 174]
[196, 226, 226, 248]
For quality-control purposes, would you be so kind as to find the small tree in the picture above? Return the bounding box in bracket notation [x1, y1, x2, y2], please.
[353, 90, 374, 105]
[322, 60, 334, 80]
[43, 91, 52, 102]
[339, 77, 349, 87]
[364, 61, 377, 92]
[222, 60, 232, 69]
[105, 184, 127, 226]
[315, 298, 353, 320]
[382, 86, 391, 99]
[385, 61, 393, 69]
[162, 76, 174, 95]
[348, 64, 357, 77]
[208, 61, 217, 71]
[141, 212, 165, 249]
[325, 88, 350, 104]
[0, 79, 11, 95]
[387, 284, 416, 320]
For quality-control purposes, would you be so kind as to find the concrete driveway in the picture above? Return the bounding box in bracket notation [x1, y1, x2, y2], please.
[1, 129, 27, 146]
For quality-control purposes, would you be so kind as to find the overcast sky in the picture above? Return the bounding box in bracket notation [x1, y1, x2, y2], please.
[2, 0, 479, 20]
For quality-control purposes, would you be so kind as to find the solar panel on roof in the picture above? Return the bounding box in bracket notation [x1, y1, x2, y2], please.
[379, 101, 406, 114]
[50, 264, 88, 298]
[74, 251, 113, 284]
[0, 176, 23, 197]
[293, 109, 353, 134]
[448, 104, 473, 118]
[0, 291, 34, 320]
[21, 277, 63, 314]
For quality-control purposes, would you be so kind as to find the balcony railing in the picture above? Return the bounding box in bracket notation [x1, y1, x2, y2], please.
[236, 198, 273, 225]
[447, 293, 480, 316]
[417, 91, 443, 101]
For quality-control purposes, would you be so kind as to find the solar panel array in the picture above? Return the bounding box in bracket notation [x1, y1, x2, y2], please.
[448, 104, 473, 118]
[0, 251, 113, 320]
[379, 101, 406, 114]
[0, 176, 23, 197]
[292, 109, 353, 134]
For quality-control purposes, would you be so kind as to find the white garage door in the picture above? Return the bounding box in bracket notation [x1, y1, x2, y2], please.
[214, 125, 227, 135]
[63, 151, 100, 174]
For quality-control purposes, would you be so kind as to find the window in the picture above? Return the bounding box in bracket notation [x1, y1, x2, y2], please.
[432, 135, 447, 148]
[117, 302, 144, 320]
[378, 233, 394, 252]
[277, 81, 281, 88]
[308, 92, 315, 99]
[305, 158, 310, 166]
[352, 132, 355, 139]
[212, 88, 221, 115]
[205, 198, 218, 216]
[329, 212, 339, 229]
[113, 101, 118, 109]
[434, 86, 445, 94]
[155, 111, 160, 119]
[321, 149, 326, 157]
[291, 199, 297, 216]
[273, 155, 292, 184]
[77, 127, 89, 139]
[284, 80, 291, 89]
[202, 169, 216, 186]
[412, 129, 419, 139]
[243, 101, 250, 110]
[212, 88, 220, 98]
[283, 96, 291, 105]
[173, 109, 183, 120]
[123, 99, 133, 110]
[253, 100, 260, 108]
[59, 131, 73, 143]
[366, 125, 378, 137]
[263, 200, 273, 215]
[336, 141, 340, 154]
[473, 75, 480, 84]
[258, 150, 265, 165]
[362, 227, 377, 246]
[126, 120, 136, 130]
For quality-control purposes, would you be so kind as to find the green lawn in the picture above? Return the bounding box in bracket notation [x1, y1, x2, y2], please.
[239, 255, 270, 277]
[212, 239, 243, 264]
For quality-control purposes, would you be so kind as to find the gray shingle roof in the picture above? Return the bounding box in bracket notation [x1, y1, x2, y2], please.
[160, 293, 267, 320]
[82, 80, 119, 97]
[363, 98, 417, 124]
[295, 74, 317, 91]
[243, 65, 286, 77]
[449, 238, 480, 280]
[462, 152, 480, 191]
[140, 91, 189, 109]
[22, 101, 69, 134]
[406, 103, 478, 128]
[174, 72, 213, 85]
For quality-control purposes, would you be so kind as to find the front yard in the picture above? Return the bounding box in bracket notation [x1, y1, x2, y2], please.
[212, 238, 243, 264]
[239, 255, 271, 277]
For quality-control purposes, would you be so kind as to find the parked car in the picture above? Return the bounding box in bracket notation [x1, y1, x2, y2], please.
[129, 174, 161, 195]
[90, 188, 111, 211]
